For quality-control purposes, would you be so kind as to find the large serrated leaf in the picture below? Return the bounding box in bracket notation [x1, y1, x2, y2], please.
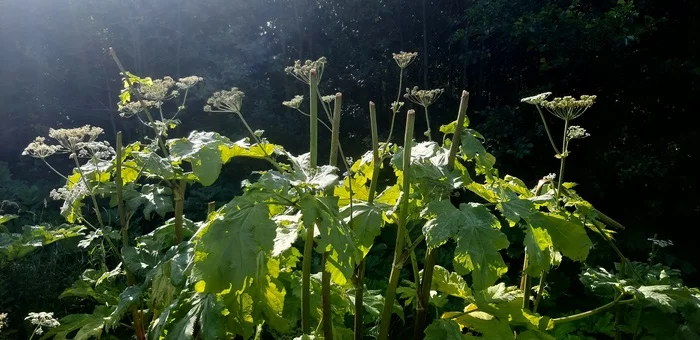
[422, 200, 509, 290]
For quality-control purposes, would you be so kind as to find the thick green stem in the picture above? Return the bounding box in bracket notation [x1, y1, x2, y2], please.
[377, 110, 415, 340]
[115, 132, 145, 340]
[414, 91, 470, 337]
[321, 92, 341, 340]
[301, 69, 319, 335]
[520, 253, 531, 310]
[413, 249, 435, 340]
[353, 101, 380, 339]
[173, 179, 186, 244]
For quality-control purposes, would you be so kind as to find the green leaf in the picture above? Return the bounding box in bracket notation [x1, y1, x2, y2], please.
[0, 214, 17, 225]
[423, 200, 509, 290]
[105, 285, 145, 329]
[431, 265, 472, 300]
[168, 131, 231, 186]
[523, 223, 560, 277]
[460, 128, 496, 170]
[122, 246, 159, 276]
[528, 213, 592, 262]
[299, 194, 358, 284]
[135, 217, 196, 251]
[131, 150, 176, 179]
[0, 224, 85, 263]
[288, 153, 339, 190]
[42, 305, 112, 340]
[192, 195, 276, 294]
[447, 310, 513, 339]
[341, 202, 384, 256]
[424, 319, 466, 339]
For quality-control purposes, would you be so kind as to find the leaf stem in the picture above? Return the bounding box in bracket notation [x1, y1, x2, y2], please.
[533, 270, 547, 313]
[377, 109, 415, 340]
[551, 295, 635, 325]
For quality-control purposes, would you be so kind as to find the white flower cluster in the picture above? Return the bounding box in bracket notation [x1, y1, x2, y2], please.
[204, 87, 245, 114]
[404, 86, 444, 108]
[25, 312, 60, 335]
[392, 51, 418, 69]
[0, 312, 7, 330]
[541, 95, 597, 121]
[520, 92, 552, 105]
[283, 95, 304, 109]
[22, 137, 62, 159]
[284, 57, 327, 85]
[566, 126, 590, 140]
[175, 76, 204, 90]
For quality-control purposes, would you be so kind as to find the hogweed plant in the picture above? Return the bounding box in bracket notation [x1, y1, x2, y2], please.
[6, 48, 699, 340]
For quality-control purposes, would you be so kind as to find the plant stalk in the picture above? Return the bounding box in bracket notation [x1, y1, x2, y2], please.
[173, 179, 186, 244]
[377, 109, 415, 340]
[533, 270, 547, 313]
[414, 91, 470, 337]
[321, 92, 342, 340]
[551, 295, 634, 325]
[301, 69, 319, 334]
[353, 101, 380, 339]
[535, 105, 561, 155]
[384, 69, 405, 150]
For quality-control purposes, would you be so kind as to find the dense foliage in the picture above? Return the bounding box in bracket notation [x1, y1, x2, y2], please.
[1, 0, 699, 338]
[2, 46, 699, 339]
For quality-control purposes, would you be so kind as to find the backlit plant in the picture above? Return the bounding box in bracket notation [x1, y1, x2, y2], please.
[6, 48, 699, 340]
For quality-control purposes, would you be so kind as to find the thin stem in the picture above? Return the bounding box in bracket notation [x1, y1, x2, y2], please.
[377, 110, 415, 340]
[533, 271, 547, 313]
[555, 119, 569, 202]
[115, 132, 128, 247]
[551, 295, 635, 325]
[207, 201, 215, 215]
[301, 69, 319, 335]
[73, 157, 105, 228]
[295, 109, 332, 132]
[535, 105, 561, 155]
[447, 91, 470, 169]
[353, 259, 366, 340]
[423, 106, 432, 141]
[41, 159, 68, 180]
[384, 69, 405, 151]
[368, 102, 380, 204]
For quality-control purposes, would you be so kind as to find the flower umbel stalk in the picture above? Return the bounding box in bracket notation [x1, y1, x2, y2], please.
[301, 69, 319, 335]
[377, 109, 415, 340]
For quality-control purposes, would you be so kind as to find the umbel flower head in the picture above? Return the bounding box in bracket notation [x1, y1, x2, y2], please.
[284, 57, 327, 85]
[175, 76, 204, 90]
[404, 86, 444, 108]
[48, 125, 105, 154]
[25, 311, 60, 335]
[392, 51, 418, 69]
[204, 87, 245, 114]
[118, 100, 157, 118]
[520, 92, 552, 105]
[22, 136, 62, 159]
[283, 95, 304, 109]
[566, 125, 590, 140]
[541, 95, 597, 121]
[137, 76, 177, 102]
[321, 95, 335, 104]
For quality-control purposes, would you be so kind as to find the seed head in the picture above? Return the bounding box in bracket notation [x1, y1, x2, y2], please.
[283, 95, 304, 109]
[205, 87, 245, 114]
[404, 86, 444, 108]
[541, 95, 597, 121]
[392, 51, 418, 69]
[284, 57, 327, 85]
[48, 125, 104, 154]
[176, 76, 204, 90]
[137, 76, 177, 102]
[566, 126, 590, 140]
[520, 92, 552, 105]
[118, 100, 157, 118]
[22, 137, 62, 159]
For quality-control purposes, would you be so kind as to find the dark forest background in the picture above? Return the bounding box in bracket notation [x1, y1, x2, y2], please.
[1, 0, 698, 309]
